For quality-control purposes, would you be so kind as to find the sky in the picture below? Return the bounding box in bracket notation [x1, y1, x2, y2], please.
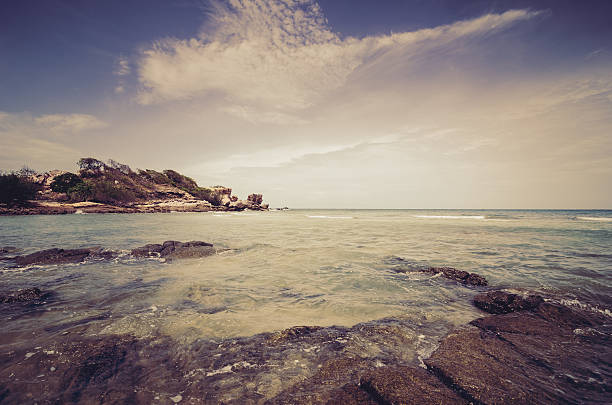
[1, 0, 611, 208]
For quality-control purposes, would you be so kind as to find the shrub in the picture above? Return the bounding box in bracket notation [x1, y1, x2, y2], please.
[67, 181, 93, 202]
[50, 172, 83, 193]
[89, 180, 137, 204]
[0, 172, 41, 206]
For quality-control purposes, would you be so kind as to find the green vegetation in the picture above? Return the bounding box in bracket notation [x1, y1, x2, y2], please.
[50, 172, 83, 193]
[0, 168, 41, 206]
[2, 158, 227, 207]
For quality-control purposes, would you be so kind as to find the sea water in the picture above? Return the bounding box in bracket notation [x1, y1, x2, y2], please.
[1, 209, 611, 346]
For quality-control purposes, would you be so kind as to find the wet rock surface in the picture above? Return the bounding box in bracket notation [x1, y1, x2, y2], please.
[0, 246, 19, 256]
[14, 248, 95, 266]
[389, 259, 488, 286]
[0, 287, 49, 304]
[0, 299, 609, 404]
[426, 302, 612, 404]
[7, 240, 218, 267]
[473, 290, 544, 314]
[131, 240, 216, 259]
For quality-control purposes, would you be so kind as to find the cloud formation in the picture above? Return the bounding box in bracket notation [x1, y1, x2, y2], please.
[34, 113, 108, 133]
[0, 111, 107, 170]
[137, 0, 539, 121]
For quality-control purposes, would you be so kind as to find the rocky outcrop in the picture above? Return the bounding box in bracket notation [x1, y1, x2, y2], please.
[392, 264, 488, 286]
[1, 298, 609, 404]
[473, 290, 543, 314]
[359, 366, 467, 405]
[1, 158, 269, 215]
[131, 240, 215, 259]
[14, 248, 95, 266]
[247, 193, 263, 205]
[425, 300, 611, 404]
[8, 241, 217, 267]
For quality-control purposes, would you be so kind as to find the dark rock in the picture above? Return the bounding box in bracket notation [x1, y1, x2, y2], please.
[267, 326, 324, 344]
[0, 246, 18, 256]
[426, 303, 612, 404]
[14, 248, 93, 266]
[0, 287, 48, 303]
[130, 243, 163, 257]
[161, 240, 215, 259]
[473, 290, 543, 314]
[424, 266, 488, 286]
[247, 193, 263, 205]
[130, 240, 215, 259]
[360, 366, 467, 405]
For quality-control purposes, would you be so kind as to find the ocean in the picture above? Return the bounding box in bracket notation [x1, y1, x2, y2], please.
[1, 209, 611, 402]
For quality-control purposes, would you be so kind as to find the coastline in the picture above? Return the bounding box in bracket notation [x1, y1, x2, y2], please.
[0, 199, 269, 216]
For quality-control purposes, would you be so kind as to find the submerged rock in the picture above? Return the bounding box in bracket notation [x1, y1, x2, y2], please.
[425, 267, 488, 286]
[0, 246, 18, 256]
[159, 240, 215, 259]
[14, 248, 93, 266]
[130, 243, 164, 257]
[0, 287, 48, 303]
[473, 290, 543, 314]
[393, 263, 488, 286]
[360, 366, 467, 405]
[9, 240, 217, 267]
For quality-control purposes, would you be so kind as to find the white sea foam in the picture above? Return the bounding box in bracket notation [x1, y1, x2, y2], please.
[307, 215, 353, 219]
[413, 215, 485, 219]
[547, 298, 612, 317]
[578, 216, 612, 222]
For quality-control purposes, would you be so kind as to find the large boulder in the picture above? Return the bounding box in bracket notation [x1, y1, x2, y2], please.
[131, 240, 215, 259]
[425, 302, 610, 404]
[14, 248, 93, 266]
[247, 193, 263, 205]
[474, 290, 543, 314]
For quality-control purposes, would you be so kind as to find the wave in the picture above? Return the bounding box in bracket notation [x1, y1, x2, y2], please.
[577, 217, 612, 222]
[307, 215, 353, 219]
[413, 215, 485, 220]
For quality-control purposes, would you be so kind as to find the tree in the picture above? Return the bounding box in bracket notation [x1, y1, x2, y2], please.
[78, 158, 105, 176]
[0, 172, 41, 206]
[50, 172, 83, 193]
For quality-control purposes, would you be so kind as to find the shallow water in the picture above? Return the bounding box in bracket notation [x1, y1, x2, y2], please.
[1, 209, 610, 348]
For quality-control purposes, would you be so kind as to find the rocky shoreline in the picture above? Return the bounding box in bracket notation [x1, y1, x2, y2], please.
[1, 244, 610, 404]
[0, 197, 269, 216]
[0, 158, 269, 215]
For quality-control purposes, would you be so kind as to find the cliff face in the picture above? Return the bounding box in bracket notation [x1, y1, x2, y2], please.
[1, 158, 268, 215]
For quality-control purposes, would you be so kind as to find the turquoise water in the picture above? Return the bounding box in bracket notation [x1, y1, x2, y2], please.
[1, 209, 611, 346]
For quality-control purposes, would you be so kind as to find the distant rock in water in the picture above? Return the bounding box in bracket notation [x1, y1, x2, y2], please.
[130, 240, 216, 259]
[392, 261, 488, 286]
[9, 240, 218, 267]
[474, 290, 544, 314]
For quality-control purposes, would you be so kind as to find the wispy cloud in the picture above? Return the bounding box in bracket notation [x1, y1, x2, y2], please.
[0, 111, 107, 170]
[114, 55, 131, 76]
[35, 113, 108, 133]
[136, 0, 539, 123]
